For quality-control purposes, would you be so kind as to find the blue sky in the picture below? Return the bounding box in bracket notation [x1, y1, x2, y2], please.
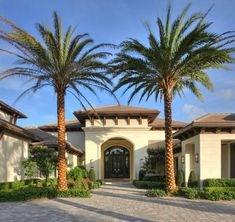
[0, 0, 235, 127]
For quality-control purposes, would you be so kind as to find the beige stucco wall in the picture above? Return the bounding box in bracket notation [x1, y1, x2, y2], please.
[83, 117, 167, 180]
[0, 132, 30, 182]
[181, 133, 235, 186]
[66, 152, 78, 171]
[181, 135, 200, 185]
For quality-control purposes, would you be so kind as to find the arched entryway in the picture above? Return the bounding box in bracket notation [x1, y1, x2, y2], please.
[101, 137, 134, 180]
[104, 146, 130, 179]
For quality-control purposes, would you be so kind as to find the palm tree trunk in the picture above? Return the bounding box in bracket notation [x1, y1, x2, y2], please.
[57, 90, 68, 190]
[164, 90, 176, 192]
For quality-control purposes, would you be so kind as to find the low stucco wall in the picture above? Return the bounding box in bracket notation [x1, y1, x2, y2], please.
[0, 132, 30, 182]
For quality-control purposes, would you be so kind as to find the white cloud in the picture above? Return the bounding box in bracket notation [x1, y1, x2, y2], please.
[182, 104, 206, 121]
[219, 88, 235, 100]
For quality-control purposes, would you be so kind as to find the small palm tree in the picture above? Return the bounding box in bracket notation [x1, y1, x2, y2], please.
[111, 4, 235, 192]
[0, 12, 114, 190]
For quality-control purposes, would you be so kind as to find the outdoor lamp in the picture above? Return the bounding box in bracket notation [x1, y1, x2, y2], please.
[195, 153, 199, 163]
[90, 159, 94, 168]
[181, 156, 185, 164]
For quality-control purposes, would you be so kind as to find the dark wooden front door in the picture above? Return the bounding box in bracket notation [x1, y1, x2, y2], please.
[104, 146, 130, 179]
[231, 144, 235, 178]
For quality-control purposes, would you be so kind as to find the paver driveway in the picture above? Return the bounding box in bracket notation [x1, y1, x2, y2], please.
[1, 182, 235, 222]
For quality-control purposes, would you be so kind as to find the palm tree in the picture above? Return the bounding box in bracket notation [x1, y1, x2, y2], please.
[111, 4, 235, 192]
[0, 12, 114, 190]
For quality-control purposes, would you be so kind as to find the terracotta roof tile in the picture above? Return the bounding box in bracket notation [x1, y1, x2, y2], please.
[150, 118, 187, 128]
[74, 105, 159, 123]
[173, 113, 235, 139]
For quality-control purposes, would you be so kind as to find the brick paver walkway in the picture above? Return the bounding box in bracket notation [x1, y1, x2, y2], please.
[0, 182, 235, 221]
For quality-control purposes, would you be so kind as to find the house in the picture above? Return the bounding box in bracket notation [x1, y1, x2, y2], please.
[38, 105, 186, 181]
[0, 100, 37, 182]
[1, 100, 234, 185]
[0, 100, 83, 182]
[173, 114, 235, 186]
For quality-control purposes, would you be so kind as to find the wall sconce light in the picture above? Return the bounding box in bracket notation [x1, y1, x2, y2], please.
[181, 156, 185, 164]
[195, 153, 199, 163]
[90, 159, 94, 168]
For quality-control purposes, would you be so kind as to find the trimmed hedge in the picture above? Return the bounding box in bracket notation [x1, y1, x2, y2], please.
[204, 187, 235, 192]
[178, 187, 201, 199]
[0, 182, 9, 190]
[178, 187, 235, 201]
[202, 189, 235, 201]
[203, 178, 235, 187]
[133, 180, 165, 189]
[0, 179, 42, 191]
[145, 189, 166, 197]
[0, 187, 90, 202]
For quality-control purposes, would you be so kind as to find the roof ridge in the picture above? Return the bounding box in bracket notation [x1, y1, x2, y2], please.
[193, 113, 210, 122]
[76, 104, 158, 112]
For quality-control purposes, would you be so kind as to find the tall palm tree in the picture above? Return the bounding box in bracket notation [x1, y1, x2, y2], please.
[0, 12, 114, 190]
[111, 4, 235, 192]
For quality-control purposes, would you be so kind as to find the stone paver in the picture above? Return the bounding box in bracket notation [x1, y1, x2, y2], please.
[0, 182, 235, 221]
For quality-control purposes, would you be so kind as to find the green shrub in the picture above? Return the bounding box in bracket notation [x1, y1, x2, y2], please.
[178, 187, 200, 199]
[176, 170, 184, 187]
[88, 181, 101, 189]
[88, 169, 96, 182]
[0, 182, 9, 190]
[67, 166, 83, 180]
[67, 179, 76, 189]
[67, 166, 88, 181]
[78, 166, 88, 178]
[203, 178, 235, 187]
[9, 181, 25, 189]
[24, 179, 34, 186]
[32, 178, 41, 185]
[143, 175, 165, 182]
[202, 187, 235, 201]
[96, 179, 103, 185]
[188, 171, 198, 188]
[202, 190, 235, 201]
[46, 178, 57, 187]
[133, 180, 165, 189]
[145, 189, 166, 197]
[204, 187, 235, 192]
[80, 179, 89, 190]
[138, 169, 146, 181]
[0, 187, 90, 202]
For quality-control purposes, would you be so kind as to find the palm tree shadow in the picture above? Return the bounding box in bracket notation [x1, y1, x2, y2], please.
[52, 198, 153, 222]
[92, 190, 235, 216]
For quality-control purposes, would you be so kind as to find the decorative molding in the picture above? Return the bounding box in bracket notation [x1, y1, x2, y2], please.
[127, 116, 130, 125]
[115, 116, 118, 125]
[103, 116, 106, 126]
[139, 116, 142, 125]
